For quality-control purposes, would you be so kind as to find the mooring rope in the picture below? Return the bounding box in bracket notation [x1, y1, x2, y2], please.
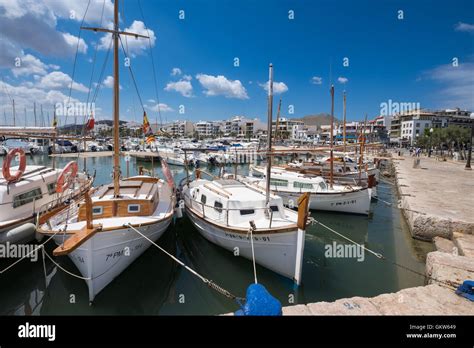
[310, 218, 460, 291]
[124, 223, 245, 302]
[248, 224, 258, 284]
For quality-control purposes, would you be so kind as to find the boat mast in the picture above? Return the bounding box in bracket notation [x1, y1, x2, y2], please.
[12, 99, 16, 127]
[275, 98, 281, 142]
[343, 90, 346, 153]
[81, 0, 148, 196]
[265, 63, 274, 206]
[343, 90, 346, 172]
[329, 85, 334, 189]
[112, 0, 120, 197]
[34, 102, 37, 126]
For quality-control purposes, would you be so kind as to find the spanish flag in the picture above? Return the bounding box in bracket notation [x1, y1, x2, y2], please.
[146, 134, 156, 144]
[52, 112, 57, 128]
[143, 111, 151, 134]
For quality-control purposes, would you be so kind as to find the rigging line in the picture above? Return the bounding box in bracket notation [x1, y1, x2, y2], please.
[64, 0, 92, 129]
[91, 37, 113, 104]
[74, 0, 107, 164]
[118, 36, 145, 112]
[137, 0, 163, 127]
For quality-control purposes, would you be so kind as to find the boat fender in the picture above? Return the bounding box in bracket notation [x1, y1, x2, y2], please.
[2, 148, 26, 183]
[234, 283, 282, 316]
[56, 161, 78, 193]
[455, 280, 474, 302]
[0, 223, 36, 244]
[175, 205, 183, 218]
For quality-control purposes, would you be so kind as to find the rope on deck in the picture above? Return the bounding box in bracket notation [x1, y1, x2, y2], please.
[124, 223, 245, 302]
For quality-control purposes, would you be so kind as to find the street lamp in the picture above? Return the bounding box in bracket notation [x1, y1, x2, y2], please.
[428, 127, 434, 157]
[465, 114, 474, 170]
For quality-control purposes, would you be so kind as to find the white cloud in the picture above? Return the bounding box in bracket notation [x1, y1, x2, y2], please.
[0, 79, 81, 123]
[182, 74, 192, 81]
[337, 77, 349, 84]
[149, 103, 174, 112]
[98, 20, 156, 57]
[259, 80, 288, 95]
[311, 76, 323, 85]
[0, 0, 91, 58]
[43, 0, 114, 25]
[147, 98, 156, 103]
[171, 68, 182, 76]
[164, 79, 193, 97]
[196, 74, 248, 99]
[39, 71, 89, 92]
[102, 75, 122, 90]
[11, 54, 49, 77]
[454, 22, 474, 33]
[422, 62, 474, 109]
[62, 32, 88, 54]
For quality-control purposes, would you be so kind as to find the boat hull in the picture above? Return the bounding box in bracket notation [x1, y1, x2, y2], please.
[275, 188, 371, 215]
[52, 217, 172, 302]
[185, 207, 304, 283]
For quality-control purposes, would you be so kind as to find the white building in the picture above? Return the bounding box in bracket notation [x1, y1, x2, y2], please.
[195, 121, 221, 138]
[166, 120, 194, 137]
[223, 116, 265, 138]
[398, 108, 472, 145]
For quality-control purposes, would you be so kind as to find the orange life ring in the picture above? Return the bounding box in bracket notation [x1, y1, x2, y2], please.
[2, 148, 26, 183]
[56, 161, 78, 193]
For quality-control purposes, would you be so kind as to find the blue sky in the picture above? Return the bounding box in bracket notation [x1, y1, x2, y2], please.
[1, 0, 473, 126]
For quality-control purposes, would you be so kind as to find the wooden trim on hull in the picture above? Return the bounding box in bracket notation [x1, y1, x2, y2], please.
[185, 205, 297, 235]
[38, 213, 174, 235]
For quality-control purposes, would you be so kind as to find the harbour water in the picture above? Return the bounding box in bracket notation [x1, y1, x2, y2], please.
[0, 155, 434, 315]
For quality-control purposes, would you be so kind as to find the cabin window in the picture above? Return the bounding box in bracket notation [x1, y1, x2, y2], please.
[47, 182, 57, 195]
[270, 205, 279, 212]
[92, 206, 103, 216]
[214, 201, 223, 213]
[240, 209, 255, 215]
[128, 204, 141, 213]
[13, 188, 43, 208]
[293, 182, 313, 189]
[201, 194, 207, 205]
[318, 182, 327, 191]
[270, 178, 288, 187]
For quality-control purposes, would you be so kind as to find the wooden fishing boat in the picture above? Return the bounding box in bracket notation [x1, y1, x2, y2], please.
[36, 0, 175, 302]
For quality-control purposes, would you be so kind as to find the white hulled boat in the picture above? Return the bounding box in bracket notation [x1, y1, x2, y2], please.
[247, 166, 371, 215]
[181, 177, 306, 283]
[37, 0, 175, 302]
[181, 64, 308, 285]
[0, 151, 92, 244]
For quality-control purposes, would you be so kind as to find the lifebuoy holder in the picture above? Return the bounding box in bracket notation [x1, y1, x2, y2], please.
[2, 148, 26, 183]
[56, 161, 78, 193]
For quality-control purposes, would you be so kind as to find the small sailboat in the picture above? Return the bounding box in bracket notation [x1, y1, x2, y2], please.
[37, 0, 175, 302]
[181, 64, 308, 284]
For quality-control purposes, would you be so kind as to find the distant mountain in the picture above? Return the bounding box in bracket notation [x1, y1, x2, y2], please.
[292, 113, 341, 128]
[59, 119, 127, 130]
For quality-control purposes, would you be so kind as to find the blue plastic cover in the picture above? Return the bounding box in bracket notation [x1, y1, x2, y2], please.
[234, 283, 282, 316]
[455, 280, 474, 302]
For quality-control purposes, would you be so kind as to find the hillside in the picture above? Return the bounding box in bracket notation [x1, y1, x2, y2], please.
[292, 113, 341, 128]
